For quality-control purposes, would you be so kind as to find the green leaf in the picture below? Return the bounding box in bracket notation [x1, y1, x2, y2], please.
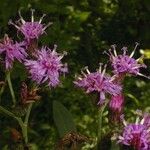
[140, 49, 150, 59]
[53, 100, 76, 137]
[76, 11, 91, 22]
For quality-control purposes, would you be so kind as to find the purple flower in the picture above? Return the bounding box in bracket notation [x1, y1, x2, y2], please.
[25, 45, 68, 87]
[109, 94, 124, 122]
[9, 9, 52, 43]
[118, 116, 150, 150]
[74, 64, 122, 104]
[0, 34, 27, 69]
[107, 43, 148, 78]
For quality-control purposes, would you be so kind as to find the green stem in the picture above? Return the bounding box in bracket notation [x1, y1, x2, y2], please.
[97, 100, 109, 150]
[6, 72, 16, 106]
[0, 78, 7, 103]
[0, 105, 24, 131]
[0, 103, 33, 145]
[23, 103, 33, 144]
[0, 84, 5, 96]
[0, 105, 17, 119]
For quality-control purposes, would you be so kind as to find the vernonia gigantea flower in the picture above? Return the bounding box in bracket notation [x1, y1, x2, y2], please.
[118, 115, 150, 150]
[74, 64, 122, 104]
[107, 43, 148, 78]
[0, 34, 27, 69]
[25, 45, 68, 87]
[9, 9, 52, 43]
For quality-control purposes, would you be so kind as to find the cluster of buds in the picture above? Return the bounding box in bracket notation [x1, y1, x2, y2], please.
[20, 82, 40, 105]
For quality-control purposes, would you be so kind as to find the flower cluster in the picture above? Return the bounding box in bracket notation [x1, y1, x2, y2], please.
[2, 9, 67, 88]
[25, 45, 68, 87]
[118, 116, 150, 150]
[74, 65, 122, 104]
[74, 43, 149, 149]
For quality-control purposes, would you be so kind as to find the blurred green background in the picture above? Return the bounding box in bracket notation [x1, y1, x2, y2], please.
[0, 0, 149, 149]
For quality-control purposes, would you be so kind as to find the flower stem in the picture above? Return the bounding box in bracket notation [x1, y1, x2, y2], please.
[23, 103, 33, 144]
[0, 82, 6, 102]
[6, 72, 16, 106]
[0, 103, 33, 145]
[97, 100, 109, 150]
[0, 105, 17, 119]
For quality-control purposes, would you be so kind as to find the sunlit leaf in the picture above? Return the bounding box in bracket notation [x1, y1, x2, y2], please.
[140, 49, 150, 59]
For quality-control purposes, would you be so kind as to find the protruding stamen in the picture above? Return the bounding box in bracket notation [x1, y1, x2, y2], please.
[103, 50, 110, 56]
[122, 47, 127, 55]
[130, 42, 139, 58]
[111, 44, 117, 56]
[63, 51, 67, 56]
[135, 116, 140, 125]
[101, 64, 107, 78]
[108, 49, 115, 60]
[78, 77, 82, 80]
[8, 20, 20, 30]
[137, 73, 150, 79]
[120, 114, 127, 126]
[18, 10, 25, 24]
[140, 118, 145, 125]
[39, 14, 46, 23]
[99, 63, 103, 73]
[74, 74, 78, 79]
[81, 70, 87, 77]
[58, 51, 67, 60]
[110, 74, 118, 82]
[118, 136, 124, 140]
[84, 66, 90, 74]
[53, 44, 57, 51]
[31, 9, 35, 22]
[43, 22, 53, 31]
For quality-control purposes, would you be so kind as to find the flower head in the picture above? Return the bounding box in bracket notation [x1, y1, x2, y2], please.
[107, 43, 148, 78]
[109, 94, 124, 122]
[74, 64, 122, 104]
[0, 34, 27, 69]
[9, 9, 52, 43]
[25, 45, 68, 87]
[118, 115, 150, 150]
